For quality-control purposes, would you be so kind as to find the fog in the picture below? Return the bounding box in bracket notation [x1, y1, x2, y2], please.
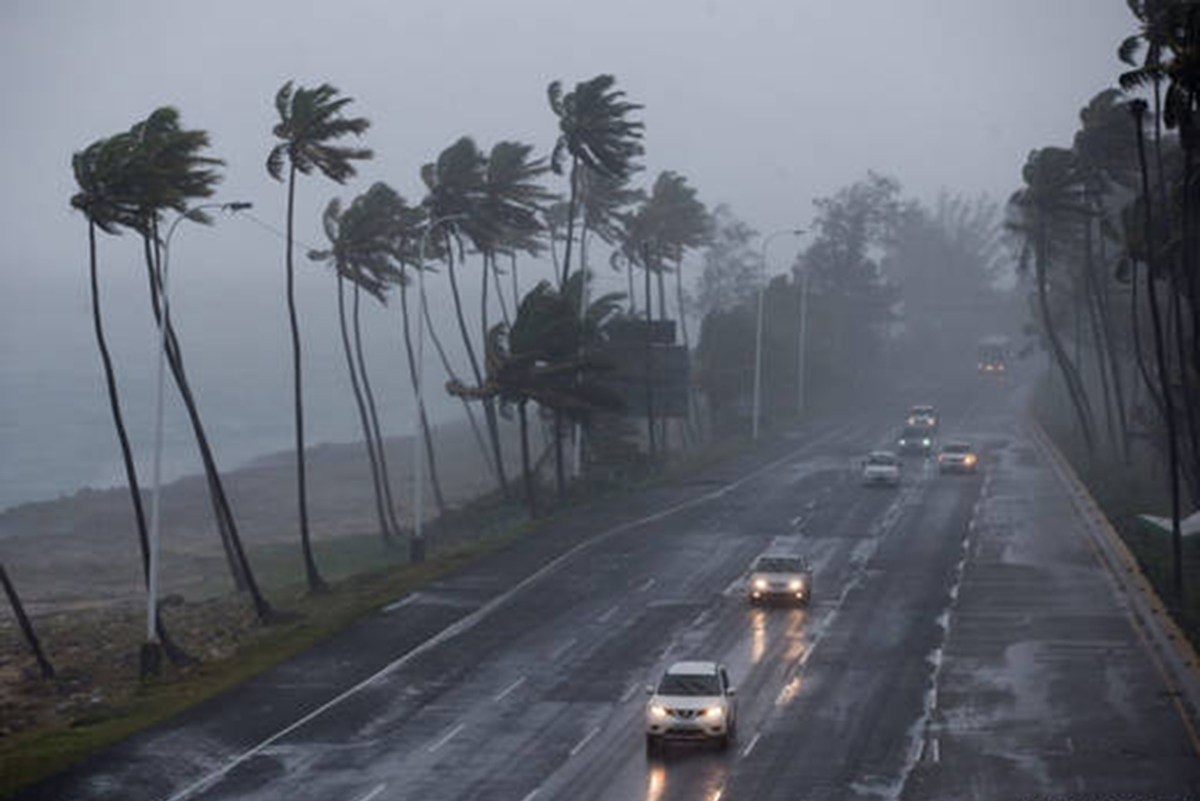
[0, 0, 1133, 508]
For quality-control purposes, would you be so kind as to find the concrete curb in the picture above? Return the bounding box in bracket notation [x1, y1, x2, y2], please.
[1027, 419, 1200, 756]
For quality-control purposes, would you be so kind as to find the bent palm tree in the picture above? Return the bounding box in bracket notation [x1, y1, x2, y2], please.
[268, 81, 373, 592]
[547, 74, 645, 288]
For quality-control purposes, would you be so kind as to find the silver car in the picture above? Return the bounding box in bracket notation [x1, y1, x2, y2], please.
[645, 661, 737, 752]
[747, 554, 812, 606]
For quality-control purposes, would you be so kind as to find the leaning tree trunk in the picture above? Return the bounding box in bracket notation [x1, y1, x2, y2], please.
[0, 562, 53, 679]
[338, 274, 391, 543]
[445, 237, 509, 498]
[519, 401, 538, 519]
[1134, 107, 1184, 603]
[1092, 214, 1131, 463]
[285, 164, 324, 592]
[560, 156, 580, 289]
[1035, 227, 1096, 456]
[643, 250, 657, 458]
[1082, 214, 1119, 453]
[353, 282, 403, 541]
[480, 250, 512, 497]
[398, 277, 447, 517]
[1175, 145, 1200, 500]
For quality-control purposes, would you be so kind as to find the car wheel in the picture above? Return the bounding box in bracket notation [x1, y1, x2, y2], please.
[716, 733, 730, 751]
[646, 735, 660, 756]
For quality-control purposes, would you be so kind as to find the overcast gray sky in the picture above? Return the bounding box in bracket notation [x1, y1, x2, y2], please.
[0, 0, 1140, 506]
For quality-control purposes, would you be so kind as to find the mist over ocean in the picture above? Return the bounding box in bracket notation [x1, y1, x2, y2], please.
[0, 248, 437, 514]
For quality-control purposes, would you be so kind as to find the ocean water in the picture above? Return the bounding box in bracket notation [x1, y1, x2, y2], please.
[0, 255, 450, 514]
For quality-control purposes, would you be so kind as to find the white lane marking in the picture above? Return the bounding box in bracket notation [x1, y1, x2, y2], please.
[621, 683, 641, 703]
[551, 638, 577, 661]
[158, 435, 832, 801]
[569, 726, 601, 756]
[638, 578, 656, 592]
[352, 784, 387, 801]
[519, 790, 541, 801]
[598, 604, 620, 623]
[930, 737, 940, 763]
[494, 676, 526, 702]
[1065, 736, 1075, 754]
[427, 722, 465, 753]
[740, 731, 761, 758]
[383, 594, 420, 613]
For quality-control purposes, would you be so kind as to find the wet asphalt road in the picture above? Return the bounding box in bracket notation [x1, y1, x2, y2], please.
[18, 383, 1200, 801]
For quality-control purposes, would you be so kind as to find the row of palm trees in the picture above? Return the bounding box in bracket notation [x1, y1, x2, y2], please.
[65, 72, 718, 650]
[1008, 0, 1200, 603]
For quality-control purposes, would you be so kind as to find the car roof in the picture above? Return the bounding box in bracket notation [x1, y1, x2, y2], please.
[910, 404, 935, 411]
[666, 661, 720, 676]
[868, 450, 898, 459]
[943, 441, 971, 449]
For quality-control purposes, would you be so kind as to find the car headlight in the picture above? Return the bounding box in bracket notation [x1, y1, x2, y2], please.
[649, 704, 668, 719]
[753, 578, 768, 590]
[788, 579, 803, 591]
[702, 706, 724, 720]
[923, 438, 931, 446]
[965, 454, 977, 465]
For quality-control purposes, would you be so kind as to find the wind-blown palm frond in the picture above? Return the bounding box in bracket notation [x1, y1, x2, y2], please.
[268, 82, 373, 184]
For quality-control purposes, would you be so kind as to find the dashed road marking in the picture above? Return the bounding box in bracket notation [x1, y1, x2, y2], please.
[519, 790, 540, 801]
[427, 722, 465, 753]
[621, 683, 642, 703]
[598, 604, 620, 623]
[569, 726, 601, 756]
[741, 731, 761, 758]
[494, 676, 526, 702]
[352, 784, 387, 801]
[383, 594, 420, 613]
[551, 638, 577, 660]
[638, 578, 656, 592]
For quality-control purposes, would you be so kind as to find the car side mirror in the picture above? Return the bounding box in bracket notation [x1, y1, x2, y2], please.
[645, 685, 655, 696]
[727, 687, 737, 697]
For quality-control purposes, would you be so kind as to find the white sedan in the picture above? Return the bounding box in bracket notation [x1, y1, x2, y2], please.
[861, 450, 901, 486]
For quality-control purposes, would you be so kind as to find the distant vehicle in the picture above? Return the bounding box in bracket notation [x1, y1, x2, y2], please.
[861, 450, 901, 486]
[747, 554, 813, 605]
[978, 336, 1009, 376]
[897, 424, 935, 455]
[906, 404, 938, 429]
[645, 661, 737, 752]
[938, 441, 978, 473]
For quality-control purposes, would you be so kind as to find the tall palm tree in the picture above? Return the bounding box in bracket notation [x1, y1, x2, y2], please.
[122, 108, 262, 607]
[1131, 98, 1185, 602]
[1009, 147, 1099, 456]
[268, 81, 372, 592]
[308, 196, 395, 543]
[421, 137, 511, 497]
[547, 74, 645, 288]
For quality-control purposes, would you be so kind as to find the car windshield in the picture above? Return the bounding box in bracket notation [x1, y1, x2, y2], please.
[657, 673, 722, 696]
[867, 455, 897, 466]
[755, 557, 804, 573]
[944, 444, 971, 454]
[902, 426, 930, 438]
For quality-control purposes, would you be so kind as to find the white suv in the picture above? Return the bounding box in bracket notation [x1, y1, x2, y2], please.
[645, 661, 737, 752]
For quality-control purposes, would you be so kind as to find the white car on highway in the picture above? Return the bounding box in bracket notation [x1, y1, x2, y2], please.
[645, 661, 737, 752]
[747, 554, 812, 606]
[861, 450, 901, 486]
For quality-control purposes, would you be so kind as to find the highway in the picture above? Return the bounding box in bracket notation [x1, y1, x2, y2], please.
[20, 383, 1200, 801]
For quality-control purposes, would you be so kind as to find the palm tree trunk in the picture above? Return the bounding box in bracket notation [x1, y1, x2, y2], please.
[399, 277, 447, 517]
[338, 275, 390, 542]
[1177, 146, 1200, 499]
[1083, 215, 1119, 452]
[509, 253, 522, 319]
[143, 233, 272, 620]
[446, 238, 509, 497]
[0, 563, 53, 679]
[480, 251, 511, 498]
[560, 156, 580, 289]
[643, 253, 657, 457]
[286, 164, 324, 592]
[419, 275, 494, 506]
[140, 234, 244, 592]
[492, 253, 512, 328]
[1093, 219, 1131, 463]
[519, 401, 537, 518]
[1134, 109, 1184, 603]
[353, 282, 403, 541]
[1035, 227, 1096, 456]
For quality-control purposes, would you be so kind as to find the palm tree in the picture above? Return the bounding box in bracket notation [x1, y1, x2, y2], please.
[547, 74, 645, 288]
[447, 277, 624, 518]
[421, 137, 512, 497]
[268, 81, 372, 592]
[308, 196, 396, 543]
[1009, 147, 1098, 456]
[1131, 98, 1185, 603]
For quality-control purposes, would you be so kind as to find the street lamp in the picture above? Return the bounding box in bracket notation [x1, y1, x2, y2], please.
[411, 213, 466, 564]
[752, 228, 804, 440]
[145, 201, 251, 674]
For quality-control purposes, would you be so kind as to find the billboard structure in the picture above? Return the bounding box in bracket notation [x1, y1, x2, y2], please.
[595, 319, 690, 418]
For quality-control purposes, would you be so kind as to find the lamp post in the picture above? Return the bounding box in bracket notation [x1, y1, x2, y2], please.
[144, 201, 251, 673]
[411, 213, 466, 564]
[752, 228, 804, 440]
